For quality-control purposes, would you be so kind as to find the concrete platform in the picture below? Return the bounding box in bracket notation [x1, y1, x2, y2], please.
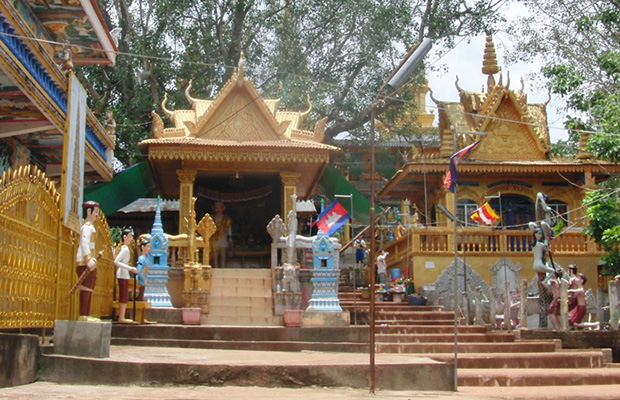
[4, 380, 620, 399]
[38, 345, 454, 391]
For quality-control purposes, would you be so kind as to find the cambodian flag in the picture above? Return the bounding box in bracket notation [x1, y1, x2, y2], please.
[315, 201, 350, 236]
[443, 140, 481, 193]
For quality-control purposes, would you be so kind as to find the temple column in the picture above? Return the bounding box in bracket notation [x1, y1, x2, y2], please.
[177, 169, 197, 235]
[280, 172, 301, 218]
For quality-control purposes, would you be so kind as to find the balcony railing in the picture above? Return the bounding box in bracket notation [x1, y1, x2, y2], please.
[388, 227, 598, 265]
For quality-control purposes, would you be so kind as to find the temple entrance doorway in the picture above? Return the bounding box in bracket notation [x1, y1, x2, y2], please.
[194, 171, 282, 268]
[487, 194, 534, 229]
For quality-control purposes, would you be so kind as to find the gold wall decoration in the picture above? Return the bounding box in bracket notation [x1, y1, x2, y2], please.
[0, 165, 116, 328]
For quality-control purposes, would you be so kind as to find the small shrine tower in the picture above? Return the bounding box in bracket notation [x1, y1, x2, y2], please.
[144, 196, 172, 307]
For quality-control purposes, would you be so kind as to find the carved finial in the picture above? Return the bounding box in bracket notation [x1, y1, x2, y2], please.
[300, 94, 312, 117]
[105, 109, 116, 143]
[428, 87, 440, 104]
[161, 92, 173, 117]
[185, 79, 197, 106]
[455, 75, 464, 93]
[482, 35, 499, 91]
[482, 35, 500, 75]
[61, 41, 73, 73]
[267, 214, 286, 243]
[151, 111, 164, 138]
[236, 51, 245, 86]
[520, 77, 525, 93]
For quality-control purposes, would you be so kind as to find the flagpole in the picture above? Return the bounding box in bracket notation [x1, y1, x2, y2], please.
[452, 129, 459, 392]
[451, 130, 488, 391]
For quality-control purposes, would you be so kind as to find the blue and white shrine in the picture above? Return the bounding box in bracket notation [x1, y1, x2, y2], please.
[306, 232, 342, 311]
[144, 197, 172, 307]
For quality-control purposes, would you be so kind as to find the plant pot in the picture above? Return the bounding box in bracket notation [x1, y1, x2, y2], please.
[283, 309, 303, 327]
[392, 293, 404, 303]
[182, 307, 201, 325]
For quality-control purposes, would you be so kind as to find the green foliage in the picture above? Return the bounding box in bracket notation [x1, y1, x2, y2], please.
[84, 0, 506, 169]
[583, 177, 620, 274]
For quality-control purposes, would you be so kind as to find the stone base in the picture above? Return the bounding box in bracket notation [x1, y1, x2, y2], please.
[301, 311, 350, 327]
[0, 333, 38, 387]
[53, 320, 111, 358]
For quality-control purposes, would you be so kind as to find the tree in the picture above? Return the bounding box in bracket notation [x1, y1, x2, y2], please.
[80, 0, 506, 168]
[508, 0, 620, 273]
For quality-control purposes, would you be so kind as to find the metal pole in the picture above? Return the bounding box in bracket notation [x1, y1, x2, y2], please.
[369, 106, 377, 394]
[452, 130, 459, 391]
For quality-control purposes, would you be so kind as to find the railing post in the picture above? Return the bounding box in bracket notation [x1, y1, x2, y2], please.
[608, 279, 619, 330]
[560, 279, 569, 331]
[519, 279, 527, 328]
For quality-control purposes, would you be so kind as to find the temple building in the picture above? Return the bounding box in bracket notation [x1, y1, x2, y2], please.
[0, 0, 116, 184]
[0, 1, 118, 326]
[377, 36, 620, 297]
[138, 58, 338, 266]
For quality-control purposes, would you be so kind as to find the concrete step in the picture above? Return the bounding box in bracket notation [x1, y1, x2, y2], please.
[210, 285, 272, 297]
[200, 315, 282, 326]
[111, 325, 368, 343]
[376, 340, 560, 354]
[374, 324, 490, 334]
[211, 269, 271, 279]
[374, 319, 456, 326]
[111, 337, 367, 352]
[208, 296, 273, 308]
[373, 310, 456, 320]
[376, 332, 516, 343]
[429, 350, 607, 368]
[38, 346, 453, 391]
[340, 302, 443, 312]
[207, 305, 274, 318]
[458, 367, 620, 386]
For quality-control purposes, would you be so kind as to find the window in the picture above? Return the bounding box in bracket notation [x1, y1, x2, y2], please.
[457, 199, 479, 227]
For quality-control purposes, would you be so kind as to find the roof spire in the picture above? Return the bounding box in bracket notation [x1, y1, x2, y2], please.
[236, 51, 245, 86]
[481, 35, 500, 91]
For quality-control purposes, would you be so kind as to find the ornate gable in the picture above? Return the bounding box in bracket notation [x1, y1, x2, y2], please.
[474, 87, 548, 161]
[432, 35, 551, 162]
[148, 55, 331, 145]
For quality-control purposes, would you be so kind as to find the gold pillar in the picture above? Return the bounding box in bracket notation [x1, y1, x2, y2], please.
[280, 172, 301, 218]
[177, 169, 197, 235]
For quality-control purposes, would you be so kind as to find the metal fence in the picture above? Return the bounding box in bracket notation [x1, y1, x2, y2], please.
[0, 165, 114, 329]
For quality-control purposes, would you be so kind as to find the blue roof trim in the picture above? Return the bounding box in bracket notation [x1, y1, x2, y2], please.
[86, 124, 106, 160]
[0, 16, 67, 113]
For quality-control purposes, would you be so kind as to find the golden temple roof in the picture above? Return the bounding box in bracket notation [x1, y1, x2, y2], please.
[143, 58, 335, 151]
[430, 36, 551, 161]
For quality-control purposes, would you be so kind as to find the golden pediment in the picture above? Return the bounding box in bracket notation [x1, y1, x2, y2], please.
[194, 92, 283, 140]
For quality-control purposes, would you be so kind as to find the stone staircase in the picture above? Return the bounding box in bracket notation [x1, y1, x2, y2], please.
[339, 290, 620, 387]
[201, 268, 282, 326]
[105, 283, 620, 389]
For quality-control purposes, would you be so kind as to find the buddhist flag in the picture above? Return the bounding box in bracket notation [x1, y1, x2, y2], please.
[395, 220, 407, 239]
[443, 140, 481, 193]
[315, 201, 350, 236]
[469, 202, 500, 225]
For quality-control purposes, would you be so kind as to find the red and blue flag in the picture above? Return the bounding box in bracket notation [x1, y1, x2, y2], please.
[315, 201, 350, 236]
[443, 140, 481, 193]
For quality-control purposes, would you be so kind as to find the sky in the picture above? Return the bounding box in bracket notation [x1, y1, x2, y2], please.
[424, 35, 570, 144]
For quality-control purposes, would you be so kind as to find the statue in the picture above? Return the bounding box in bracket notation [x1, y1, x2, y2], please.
[286, 194, 298, 264]
[281, 263, 300, 292]
[105, 109, 116, 143]
[114, 228, 138, 323]
[528, 192, 559, 286]
[75, 201, 100, 321]
[209, 201, 233, 268]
